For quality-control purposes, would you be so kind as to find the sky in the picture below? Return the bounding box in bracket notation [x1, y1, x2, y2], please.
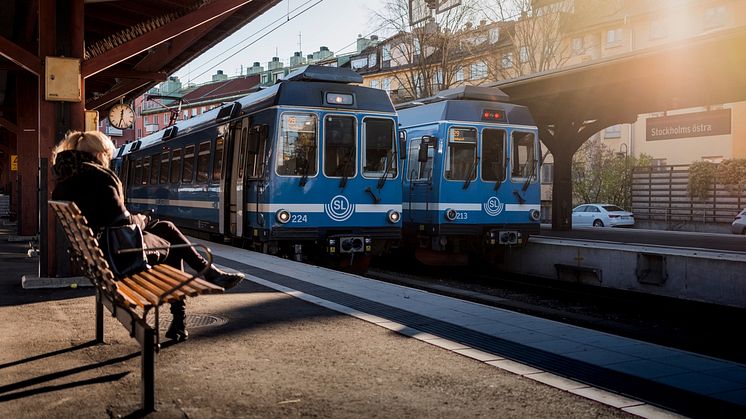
[173, 0, 389, 85]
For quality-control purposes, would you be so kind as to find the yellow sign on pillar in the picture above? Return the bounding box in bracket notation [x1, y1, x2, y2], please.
[85, 110, 99, 132]
[11, 155, 18, 171]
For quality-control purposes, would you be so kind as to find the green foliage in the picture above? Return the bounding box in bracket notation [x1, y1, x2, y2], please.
[571, 138, 649, 209]
[688, 161, 717, 201]
[715, 159, 746, 195]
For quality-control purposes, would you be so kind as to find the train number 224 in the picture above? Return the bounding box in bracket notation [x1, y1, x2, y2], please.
[291, 214, 308, 223]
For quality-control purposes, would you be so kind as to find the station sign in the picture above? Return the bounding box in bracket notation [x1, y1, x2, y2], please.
[646, 109, 731, 141]
[11, 155, 17, 171]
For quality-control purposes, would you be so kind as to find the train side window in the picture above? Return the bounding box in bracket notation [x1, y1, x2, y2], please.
[196, 141, 210, 182]
[212, 136, 224, 182]
[170, 148, 182, 184]
[149, 154, 159, 184]
[247, 125, 268, 178]
[482, 129, 506, 182]
[511, 131, 538, 180]
[141, 156, 150, 185]
[238, 127, 248, 178]
[182, 145, 195, 183]
[133, 158, 143, 186]
[127, 159, 136, 187]
[363, 118, 397, 178]
[445, 127, 477, 181]
[324, 115, 356, 178]
[159, 152, 169, 184]
[277, 113, 318, 177]
[406, 138, 433, 181]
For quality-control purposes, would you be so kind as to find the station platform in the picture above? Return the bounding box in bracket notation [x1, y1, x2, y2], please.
[1, 223, 744, 418]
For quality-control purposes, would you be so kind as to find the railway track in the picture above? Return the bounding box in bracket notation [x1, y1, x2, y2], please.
[366, 260, 746, 365]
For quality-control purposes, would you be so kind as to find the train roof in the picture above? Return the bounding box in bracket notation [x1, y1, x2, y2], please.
[116, 66, 395, 158]
[396, 85, 535, 127]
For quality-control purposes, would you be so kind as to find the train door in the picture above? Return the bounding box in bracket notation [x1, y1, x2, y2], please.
[229, 117, 249, 237]
[246, 123, 268, 228]
[405, 135, 436, 223]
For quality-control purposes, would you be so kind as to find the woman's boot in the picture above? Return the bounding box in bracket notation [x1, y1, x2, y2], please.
[165, 300, 188, 341]
[204, 265, 244, 290]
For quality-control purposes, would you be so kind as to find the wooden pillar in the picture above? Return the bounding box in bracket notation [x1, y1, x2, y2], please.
[16, 72, 38, 237]
[68, 0, 86, 131]
[39, 0, 56, 277]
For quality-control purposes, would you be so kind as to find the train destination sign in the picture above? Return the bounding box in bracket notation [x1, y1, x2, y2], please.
[646, 109, 731, 141]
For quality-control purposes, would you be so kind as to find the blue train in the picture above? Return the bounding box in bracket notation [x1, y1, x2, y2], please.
[397, 86, 541, 265]
[114, 66, 403, 267]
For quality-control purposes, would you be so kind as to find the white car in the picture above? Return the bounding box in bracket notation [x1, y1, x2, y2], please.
[731, 209, 746, 234]
[572, 204, 635, 228]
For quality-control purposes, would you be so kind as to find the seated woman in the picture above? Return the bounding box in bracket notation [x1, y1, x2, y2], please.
[51, 130, 244, 341]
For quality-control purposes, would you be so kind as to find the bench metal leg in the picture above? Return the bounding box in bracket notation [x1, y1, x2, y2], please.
[142, 327, 156, 412]
[95, 293, 104, 344]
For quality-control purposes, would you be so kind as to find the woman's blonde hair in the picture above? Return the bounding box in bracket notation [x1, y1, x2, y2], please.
[51, 130, 116, 166]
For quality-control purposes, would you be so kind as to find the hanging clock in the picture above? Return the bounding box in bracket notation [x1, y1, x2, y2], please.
[108, 103, 135, 129]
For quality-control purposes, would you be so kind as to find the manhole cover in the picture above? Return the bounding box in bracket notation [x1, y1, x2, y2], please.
[159, 313, 228, 330]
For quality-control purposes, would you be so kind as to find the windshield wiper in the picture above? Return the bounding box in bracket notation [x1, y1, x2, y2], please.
[337, 147, 354, 189]
[299, 160, 311, 187]
[462, 154, 480, 190]
[521, 158, 536, 191]
[494, 166, 503, 191]
[377, 156, 391, 190]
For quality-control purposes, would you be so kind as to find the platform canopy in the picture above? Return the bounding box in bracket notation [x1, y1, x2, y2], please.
[0, 0, 281, 113]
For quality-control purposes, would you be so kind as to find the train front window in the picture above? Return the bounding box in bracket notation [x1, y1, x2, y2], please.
[482, 129, 506, 182]
[324, 115, 356, 178]
[511, 131, 538, 180]
[363, 118, 397, 178]
[277, 113, 318, 177]
[444, 127, 477, 181]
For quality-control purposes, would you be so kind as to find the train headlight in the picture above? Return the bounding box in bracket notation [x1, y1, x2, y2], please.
[529, 209, 541, 221]
[444, 208, 457, 221]
[276, 209, 291, 224]
[387, 210, 401, 223]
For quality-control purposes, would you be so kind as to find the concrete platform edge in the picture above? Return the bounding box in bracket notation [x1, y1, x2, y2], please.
[21, 275, 92, 289]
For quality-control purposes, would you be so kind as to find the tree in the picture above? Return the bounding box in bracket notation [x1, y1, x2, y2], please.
[572, 136, 650, 209]
[477, 0, 573, 80]
[373, 0, 480, 100]
[477, 0, 621, 81]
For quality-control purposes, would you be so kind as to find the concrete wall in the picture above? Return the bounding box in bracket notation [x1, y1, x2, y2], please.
[500, 237, 746, 308]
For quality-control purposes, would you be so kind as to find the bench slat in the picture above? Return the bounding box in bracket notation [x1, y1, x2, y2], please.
[140, 268, 202, 297]
[157, 265, 225, 293]
[110, 283, 145, 309]
[128, 272, 187, 302]
[117, 279, 159, 308]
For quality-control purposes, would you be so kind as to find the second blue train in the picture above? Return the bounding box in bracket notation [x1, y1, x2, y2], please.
[397, 86, 541, 265]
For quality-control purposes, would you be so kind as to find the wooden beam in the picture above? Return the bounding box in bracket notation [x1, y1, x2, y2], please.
[0, 35, 41, 76]
[86, 79, 151, 110]
[99, 67, 168, 81]
[82, 0, 254, 78]
[0, 116, 19, 135]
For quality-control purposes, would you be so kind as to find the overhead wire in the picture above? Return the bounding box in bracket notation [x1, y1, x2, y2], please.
[182, 0, 325, 82]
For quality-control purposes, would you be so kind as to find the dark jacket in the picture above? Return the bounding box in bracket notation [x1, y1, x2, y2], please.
[52, 150, 169, 261]
[52, 150, 130, 231]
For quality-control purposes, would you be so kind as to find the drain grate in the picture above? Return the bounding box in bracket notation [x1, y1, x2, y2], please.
[158, 313, 227, 330]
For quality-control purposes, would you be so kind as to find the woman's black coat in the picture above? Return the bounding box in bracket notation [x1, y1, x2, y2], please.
[51, 150, 169, 255]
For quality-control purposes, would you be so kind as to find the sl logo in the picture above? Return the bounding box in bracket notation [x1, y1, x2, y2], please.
[485, 196, 504, 216]
[325, 194, 354, 222]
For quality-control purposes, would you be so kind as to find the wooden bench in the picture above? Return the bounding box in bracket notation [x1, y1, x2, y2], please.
[49, 200, 224, 412]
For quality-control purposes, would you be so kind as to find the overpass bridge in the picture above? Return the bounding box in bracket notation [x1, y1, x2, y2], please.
[494, 25, 746, 230]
